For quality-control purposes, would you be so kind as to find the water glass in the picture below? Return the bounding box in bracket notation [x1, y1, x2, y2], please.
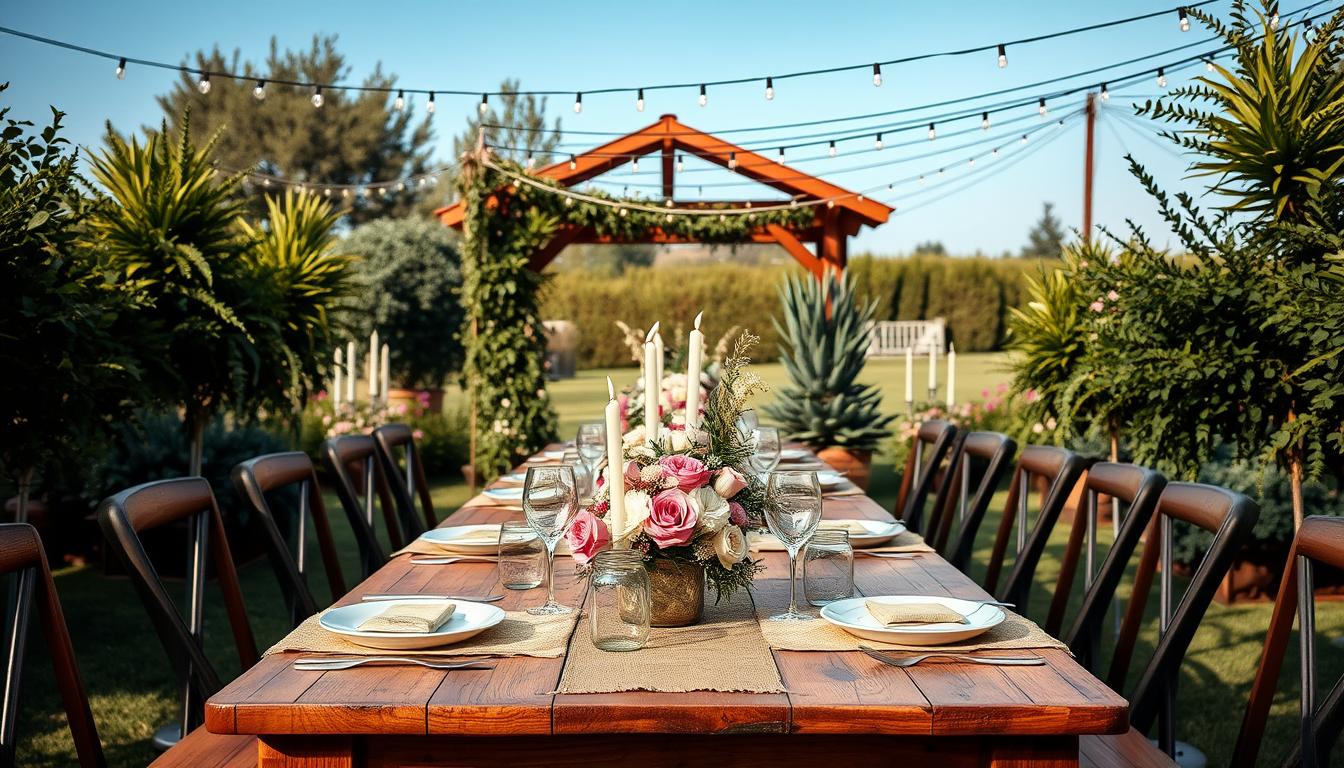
[523, 465, 579, 615]
[735, 409, 760, 440]
[497, 521, 544, 590]
[804, 530, 854, 606]
[588, 550, 652, 652]
[576, 422, 606, 469]
[750, 427, 782, 476]
[764, 470, 823, 622]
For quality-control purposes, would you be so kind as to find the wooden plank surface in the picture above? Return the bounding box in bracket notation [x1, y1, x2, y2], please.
[206, 445, 1127, 744]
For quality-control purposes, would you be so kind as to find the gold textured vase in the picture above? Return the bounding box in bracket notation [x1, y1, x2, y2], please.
[647, 559, 706, 627]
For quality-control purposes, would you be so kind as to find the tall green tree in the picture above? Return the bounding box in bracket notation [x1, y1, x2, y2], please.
[1020, 202, 1067, 259]
[452, 79, 562, 169]
[157, 36, 435, 223]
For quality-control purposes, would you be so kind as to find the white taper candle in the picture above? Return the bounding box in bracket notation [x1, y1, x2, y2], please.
[686, 311, 704, 429]
[605, 376, 626, 547]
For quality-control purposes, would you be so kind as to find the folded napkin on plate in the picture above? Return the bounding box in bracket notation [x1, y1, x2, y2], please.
[819, 519, 874, 535]
[357, 602, 457, 633]
[865, 600, 967, 626]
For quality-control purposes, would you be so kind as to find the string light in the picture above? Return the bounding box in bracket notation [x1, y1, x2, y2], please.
[981, 111, 990, 130]
[1157, 67, 1167, 87]
[1038, 97, 1048, 116]
[426, 92, 436, 114]
[636, 88, 645, 112]
[525, 151, 535, 170]
[728, 152, 738, 170]
[992, 147, 1000, 157]
[997, 44, 1008, 68]
[928, 123, 936, 141]
[478, 93, 488, 115]
[765, 77, 774, 101]
[311, 85, 323, 108]
[573, 92, 583, 113]
[1270, 7, 1280, 28]
[252, 79, 266, 101]
[1020, 133, 1028, 143]
[569, 154, 577, 170]
[968, 157, 975, 167]
[197, 73, 211, 95]
[676, 154, 684, 172]
[778, 147, 786, 164]
[1179, 7, 1191, 31]
[1100, 82, 1110, 101]
[631, 157, 639, 173]
[828, 140, 837, 157]
[872, 63, 882, 87]
[698, 84, 708, 107]
[874, 133, 883, 150]
[1204, 58, 1215, 72]
[115, 57, 126, 79]
[394, 90, 405, 111]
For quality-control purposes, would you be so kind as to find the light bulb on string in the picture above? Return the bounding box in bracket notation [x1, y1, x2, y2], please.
[636, 88, 645, 112]
[312, 86, 324, 108]
[568, 154, 577, 171]
[981, 111, 990, 130]
[676, 154, 684, 172]
[116, 57, 126, 80]
[1020, 134, 1028, 144]
[765, 77, 774, 101]
[1038, 97, 1048, 116]
[323, 188, 331, 197]
[874, 133, 883, 150]
[1270, 7, 1279, 28]
[997, 44, 1008, 68]
[573, 92, 583, 113]
[426, 92, 436, 114]
[394, 90, 405, 111]
[342, 188, 351, 199]
[526, 151, 535, 170]
[918, 175, 925, 184]
[1205, 58, 1215, 72]
[1179, 7, 1190, 31]
[478, 93, 488, 115]
[698, 84, 707, 107]
[992, 147, 1000, 157]
[778, 147, 786, 164]
[1100, 82, 1110, 101]
[1157, 67, 1167, 87]
[728, 152, 737, 170]
[197, 73, 211, 95]
[927, 123, 936, 141]
[938, 167, 945, 177]
[968, 157, 975, 167]
[253, 80, 266, 101]
[872, 63, 882, 87]
[261, 178, 271, 188]
[631, 157, 639, 173]
[828, 140, 837, 157]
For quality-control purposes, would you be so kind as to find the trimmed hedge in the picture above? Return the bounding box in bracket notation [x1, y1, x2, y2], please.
[541, 256, 1050, 368]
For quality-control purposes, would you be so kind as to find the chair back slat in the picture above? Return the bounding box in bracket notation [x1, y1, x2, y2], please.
[373, 423, 436, 538]
[97, 477, 258, 737]
[322, 436, 394, 577]
[232, 452, 347, 627]
[0, 524, 105, 768]
[929, 432, 1017, 569]
[895, 420, 957, 534]
[983, 446, 1089, 610]
[1234, 516, 1344, 768]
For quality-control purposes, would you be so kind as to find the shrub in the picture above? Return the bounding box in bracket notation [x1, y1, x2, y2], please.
[298, 396, 471, 479]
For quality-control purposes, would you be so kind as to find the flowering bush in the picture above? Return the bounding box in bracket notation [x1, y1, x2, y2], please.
[299, 392, 470, 477]
[891, 383, 1051, 466]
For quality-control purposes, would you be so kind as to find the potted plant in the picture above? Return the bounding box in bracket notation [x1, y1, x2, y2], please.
[764, 270, 893, 490]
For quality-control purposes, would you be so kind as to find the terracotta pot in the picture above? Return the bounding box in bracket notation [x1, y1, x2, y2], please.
[386, 387, 444, 414]
[816, 447, 873, 491]
[647, 559, 705, 627]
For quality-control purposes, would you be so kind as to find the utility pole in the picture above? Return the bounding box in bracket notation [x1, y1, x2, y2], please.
[1083, 92, 1097, 242]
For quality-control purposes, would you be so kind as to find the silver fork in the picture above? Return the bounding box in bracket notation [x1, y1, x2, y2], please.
[408, 556, 498, 565]
[857, 646, 1043, 667]
[293, 657, 495, 671]
[361, 593, 505, 603]
[853, 552, 922, 560]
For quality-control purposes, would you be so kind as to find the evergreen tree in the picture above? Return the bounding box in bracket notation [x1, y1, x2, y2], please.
[452, 79, 561, 169]
[1020, 202, 1067, 259]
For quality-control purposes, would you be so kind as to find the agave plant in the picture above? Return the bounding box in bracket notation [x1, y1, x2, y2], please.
[764, 270, 893, 452]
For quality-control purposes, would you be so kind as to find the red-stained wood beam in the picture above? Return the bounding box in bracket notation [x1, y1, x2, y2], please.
[661, 137, 675, 201]
[529, 225, 583, 272]
[768, 223, 826, 279]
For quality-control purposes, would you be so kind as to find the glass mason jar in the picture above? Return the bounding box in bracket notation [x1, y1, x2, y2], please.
[803, 529, 854, 606]
[589, 550, 652, 651]
[497, 521, 545, 590]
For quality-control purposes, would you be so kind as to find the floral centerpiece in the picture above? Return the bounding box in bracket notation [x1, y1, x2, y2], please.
[566, 331, 767, 624]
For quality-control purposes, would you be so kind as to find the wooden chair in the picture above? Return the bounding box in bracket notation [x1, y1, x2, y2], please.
[1232, 515, 1344, 768]
[321, 435, 399, 578]
[0, 523, 105, 768]
[893, 419, 958, 534]
[231, 452, 347, 628]
[924, 431, 1017, 569]
[97, 478, 259, 746]
[1047, 462, 1167, 672]
[373, 423, 436, 538]
[982, 445, 1090, 612]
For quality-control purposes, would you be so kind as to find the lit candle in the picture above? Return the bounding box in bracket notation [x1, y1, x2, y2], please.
[685, 312, 704, 429]
[904, 346, 913, 405]
[368, 330, 379, 399]
[946, 343, 957, 408]
[333, 348, 344, 406]
[605, 377, 626, 547]
[644, 323, 660, 446]
[345, 341, 357, 403]
[380, 343, 390, 401]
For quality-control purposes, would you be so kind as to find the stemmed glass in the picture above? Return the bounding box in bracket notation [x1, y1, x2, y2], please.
[750, 427, 782, 477]
[765, 470, 823, 622]
[523, 465, 580, 615]
[576, 422, 606, 497]
[735, 409, 760, 441]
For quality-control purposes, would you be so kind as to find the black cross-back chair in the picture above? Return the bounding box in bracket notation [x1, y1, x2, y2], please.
[97, 478, 259, 745]
[894, 419, 958, 535]
[373, 423, 436, 538]
[1233, 516, 1344, 768]
[232, 452, 347, 628]
[1044, 462, 1167, 672]
[924, 431, 1017, 570]
[0, 524, 105, 768]
[982, 445, 1090, 612]
[321, 435, 400, 578]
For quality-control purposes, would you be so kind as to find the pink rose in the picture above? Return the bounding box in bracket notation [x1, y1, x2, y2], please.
[565, 509, 610, 566]
[657, 454, 710, 493]
[623, 460, 642, 484]
[643, 489, 699, 548]
[712, 467, 748, 499]
[729, 501, 748, 527]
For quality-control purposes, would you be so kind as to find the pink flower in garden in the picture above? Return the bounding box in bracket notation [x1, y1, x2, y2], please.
[413, 429, 424, 441]
[643, 489, 699, 548]
[565, 509, 611, 565]
[981, 388, 990, 398]
[997, 382, 1008, 394]
[1107, 290, 1119, 301]
[728, 501, 748, 527]
[416, 391, 431, 407]
[1089, 300, 1105, 313]
[1025, 389, 1039, 403]
[315, 390, 328, 401]
[657, 454, 710, 493]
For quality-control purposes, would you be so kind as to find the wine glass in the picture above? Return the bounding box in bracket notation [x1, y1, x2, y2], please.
[750, 427, 782, 477]
[765, 470, 823, 622]
[576, 422, 606, 480]
[523, 465, 580, 615]
[735, 409, 759, 441]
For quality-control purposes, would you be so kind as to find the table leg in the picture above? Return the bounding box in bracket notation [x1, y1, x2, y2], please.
[259, 736, 353, 768]
[987, 735, 1079, 767]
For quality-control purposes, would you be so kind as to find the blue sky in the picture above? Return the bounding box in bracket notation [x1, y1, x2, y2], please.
[0, 0, 1271, 255]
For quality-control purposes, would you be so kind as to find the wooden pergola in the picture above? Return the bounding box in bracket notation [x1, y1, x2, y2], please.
[434, 114, 892, 277]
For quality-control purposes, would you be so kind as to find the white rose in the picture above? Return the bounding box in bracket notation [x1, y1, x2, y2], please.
[622, 425, 646, 446]
[616, 491, 652, 543]
[668, 430, 693, 452]
[692, 486, 730, 534]
[713, 525, 748, 569]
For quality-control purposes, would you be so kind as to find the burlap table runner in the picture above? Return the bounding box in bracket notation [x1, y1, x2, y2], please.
[556, 587, 786, 694]
[750, 529, 934, 554]
[264, 607, 578, 658]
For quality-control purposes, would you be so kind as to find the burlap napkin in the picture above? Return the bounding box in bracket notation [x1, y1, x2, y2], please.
[864, 600, 967, 626]
[357, 602, 457, 633]
[264, 607, 578, 658]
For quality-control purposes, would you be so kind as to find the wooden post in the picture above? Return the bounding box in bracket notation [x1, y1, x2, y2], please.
[1083, 93, 1097, 242]
[661, 137, 675, 202]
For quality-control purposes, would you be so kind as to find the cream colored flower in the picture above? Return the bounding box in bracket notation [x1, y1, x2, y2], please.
[713, 525, 748, 569]
[616, 491, 652, 543]
[668, 430, 693, 452]
[692, 486, 730, 534]
[622, 425, 646, 446]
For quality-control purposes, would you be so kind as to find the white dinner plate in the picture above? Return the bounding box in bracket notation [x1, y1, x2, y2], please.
[500, 472, 528, 483]
[484, 487, 524, 501]
[820, 595, 1004, 646]
[816, 471, 846, 489]
[543, 450, 568, 460]
[749, 519, 905, 551]
[779, 448, 811, 461]
[419, 524, 502, 553]
[320, 598, 505, 650]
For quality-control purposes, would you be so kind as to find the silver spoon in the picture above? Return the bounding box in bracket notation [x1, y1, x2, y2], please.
[858, 646, 1042, 667]
[408, 556, 498, 565]
[361, 593, 505, 603]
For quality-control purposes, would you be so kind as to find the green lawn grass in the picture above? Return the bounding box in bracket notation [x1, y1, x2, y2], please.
[14, 352, 1339, 766]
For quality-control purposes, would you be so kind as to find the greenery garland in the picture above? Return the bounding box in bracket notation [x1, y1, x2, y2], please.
[456, 152, 815, 480]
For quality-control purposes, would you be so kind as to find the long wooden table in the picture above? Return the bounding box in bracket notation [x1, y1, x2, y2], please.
[206, 448, 1127, 767]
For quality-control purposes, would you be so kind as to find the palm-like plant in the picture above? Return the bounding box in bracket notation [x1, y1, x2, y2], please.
[765, 270, 893, 452]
